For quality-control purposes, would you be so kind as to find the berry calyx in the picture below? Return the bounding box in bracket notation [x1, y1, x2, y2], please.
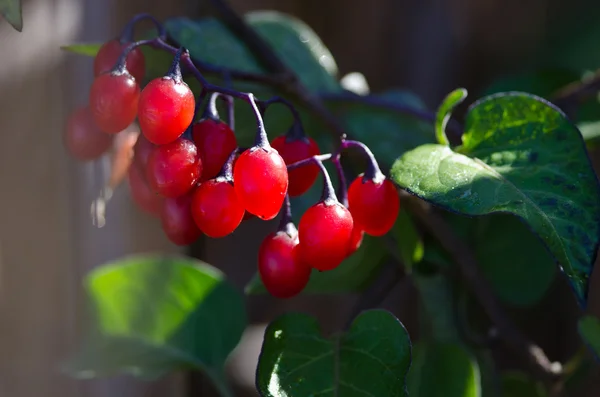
[233, 147, 288, 220]
[271, 134, 320, 197]
[298, 201, 354, 271]
[191, 179, 245, 238]
[146, 138, 202, 198]
[64, 106, 113, 161]
[192, 118, 237, 181]
[258, 225, 311, 299]
[93, 39, 146, 82]
[138, 50, 195, 145]
[89, 71, 140, 134]
[160, 193, 201, 246]
[128, 160, 163, 216]
[348, 175, 400, 236]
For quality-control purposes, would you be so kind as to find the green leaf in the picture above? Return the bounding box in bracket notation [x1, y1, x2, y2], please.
[501, 372, 546, 397]
[474, 214, 557, 306]
[413, 273, 459, 343]
[578, 315, 600, 357]
[66, 255, 246, 396]
[407, 342, 481, 397]
[245, 234, 387, 294]
[326, 89, 436, 166]
[436, 88, 468, 145]
[483, 69, 580, 98]
[391, 92, 600, 307]
[256, 309, 411, 397]
[164, 12, 340, 93]
[60, 43, 102, 57]
[392, 208, 424, 271]
[0, 0, 22, 31]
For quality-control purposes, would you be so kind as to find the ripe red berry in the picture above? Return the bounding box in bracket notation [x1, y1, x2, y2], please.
[138, 77, 195, 145]
[93, 39, 146, 83]
[160, 193, 201, 246]
[271, 135, 320, 196]
[89, 71, 140, 134]
[347, 226, 365, 257]
[233, 147, 288, 220]
[192, 119, 237, 181]
[348, 175, 400, 236]
[133, 133, 155, 169]
[146, 138, 202, 198]
[127, 161, 163, 216]
[191, 179, 245, 238]
[258, 229, 311, 298]
[64, 106, 113, 161]
[298, 202, 354, 271]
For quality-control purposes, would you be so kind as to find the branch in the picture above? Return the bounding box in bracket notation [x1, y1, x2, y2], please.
[400, 192, 562, 381]
[552, 69, 600, 106]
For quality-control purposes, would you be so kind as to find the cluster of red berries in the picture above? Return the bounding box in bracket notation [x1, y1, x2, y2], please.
[64, 35, 401, 299]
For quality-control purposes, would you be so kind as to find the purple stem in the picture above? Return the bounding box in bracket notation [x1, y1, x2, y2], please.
[332, 153, 348, 207]
[165, 47, 186, 82]
[277, 194, 297, 238]
[205, 92, 222, 121]
[217, 147, 240, 182]
[339, 138, 384, 182]
[119, 13, 167, 43]
[286, 154, 337, 204]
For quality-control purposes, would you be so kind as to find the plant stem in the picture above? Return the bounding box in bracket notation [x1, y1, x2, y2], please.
[287, 154, 337, 204]
[332, 153, 348, 207]
[339, 138, 385, 182]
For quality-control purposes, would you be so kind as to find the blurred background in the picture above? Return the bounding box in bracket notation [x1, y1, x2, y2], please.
[2, 0, 600, 396]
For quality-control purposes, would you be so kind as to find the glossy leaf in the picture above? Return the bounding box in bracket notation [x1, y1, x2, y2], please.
[578, 315, 600, 357]
[501, 372, 546, 397]
[408, 342, 481, 397]
[61, 43, 102, 57]
[256, 310, 411, 397]
[474, 214, 557, 306]
[245, 234, 387, 295]
[0, 0, 21, 31]
[391, 92, 600, 306]
[436, 88, 467, 145]
[66, 255, 246, 396]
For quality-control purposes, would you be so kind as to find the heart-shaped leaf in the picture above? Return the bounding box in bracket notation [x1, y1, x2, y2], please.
[408, 342, 481, 397]
[391, 92, 600, 307]
[0, 0, 22, 31]
[66, 255, 246, 397]
[256, 310, 411, 397]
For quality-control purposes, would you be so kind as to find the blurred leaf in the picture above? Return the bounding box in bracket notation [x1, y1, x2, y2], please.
[326, 89, 436, 167]
[578, 315, 600, 358]
[413, 273, 459, 343]
[501, 372, 546, 397]
[474, 214, 557, 306]
[436, 88, 467, 145]
[256, 310, 411, 397]
[0, 0, 21, 31]
[476, 350, 500, 397]
[408, 342, 481, 397]
[391, 92, 600, 307]
[578, 120, 600, 148]
[66, 255, 246, 396]
[245, 234, 387, 295]
[392, 208, 424, 270]
[61, 43, 102, 57]
[483, 69, 580, 98]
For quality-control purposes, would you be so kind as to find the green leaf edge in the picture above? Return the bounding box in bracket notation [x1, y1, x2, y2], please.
[0, 0, 22, 32]
[435, 88, 467, 145]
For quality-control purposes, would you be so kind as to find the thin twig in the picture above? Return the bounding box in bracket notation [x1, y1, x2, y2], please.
[401, 192, 562, 381]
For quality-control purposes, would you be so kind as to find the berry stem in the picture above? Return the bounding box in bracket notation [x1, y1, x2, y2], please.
[332, 153, 349, 207]
[216, 147, 240, 182]
[166, 47, 186, 83]
[120, 13, 167, 43]
[205, 92, 221, 121]
[277, 194, 297, 238]
[112, 39, 154, 74]
[260, 96, 304, 140]
[221, 94, 236, 131]
[287, 154, 337, 204]
[339, 138, 385, 183]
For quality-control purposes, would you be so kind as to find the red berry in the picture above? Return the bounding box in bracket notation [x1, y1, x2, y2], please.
[271, 135, 320, 196]
[64, 106, 113, 161]
[160, 193, 201, 246]
[146, 138, 202, 198]
[133, 133, 155, 169]
[138, 77, 195, 145]
[192, 119, 237, 181]
[348, 176, 400, 236]
[93, 39, 146, 83]
[89, 71, 140, 134]
[233, 147, 288, 220]
[127, 161, 163, 216]
[258, 229, 311, 298]
[191, 179, 245, 238]
[347, 226, 365, 256]
[298, 202, 354, 271]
